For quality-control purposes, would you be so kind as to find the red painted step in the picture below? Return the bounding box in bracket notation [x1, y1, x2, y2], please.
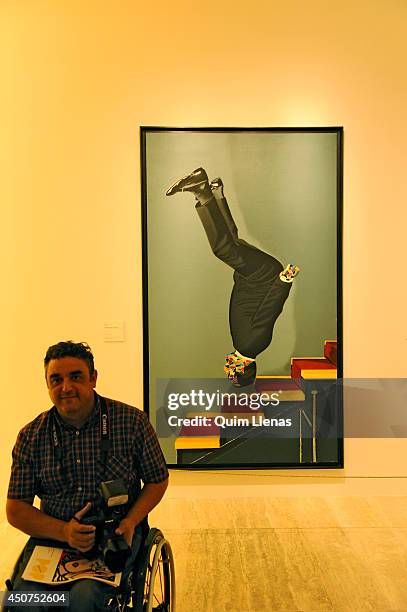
[176, 418, 221, 450]
[220, 394, 267, 413]
[255, 378, 302, 392]
[255, 377, 305, 401]
[178, 420, 220, 437]
[324, 340, 337, 366]
[291, 357, 336, 379]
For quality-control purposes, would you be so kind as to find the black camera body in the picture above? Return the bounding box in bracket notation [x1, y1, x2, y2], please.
[81, 479, 132, 573]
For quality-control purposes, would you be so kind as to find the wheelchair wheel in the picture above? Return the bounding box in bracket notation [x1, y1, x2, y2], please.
[132, 528, 175, 612]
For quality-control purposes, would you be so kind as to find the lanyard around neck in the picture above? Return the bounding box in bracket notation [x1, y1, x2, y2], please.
[52, 393, 111, 467]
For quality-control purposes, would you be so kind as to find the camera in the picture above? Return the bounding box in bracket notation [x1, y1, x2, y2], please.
[81, 478, 132, 573]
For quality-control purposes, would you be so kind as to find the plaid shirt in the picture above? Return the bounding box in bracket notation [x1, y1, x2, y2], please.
[7, 393, 168, 522]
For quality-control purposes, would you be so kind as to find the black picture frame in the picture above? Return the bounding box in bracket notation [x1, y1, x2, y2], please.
[141, 126, 343, 469]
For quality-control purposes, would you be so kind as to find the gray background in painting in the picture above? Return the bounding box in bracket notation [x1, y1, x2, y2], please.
[145, 130, 338, 457]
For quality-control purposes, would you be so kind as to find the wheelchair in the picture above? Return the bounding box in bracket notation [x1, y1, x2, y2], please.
[3, 523, 175, 612]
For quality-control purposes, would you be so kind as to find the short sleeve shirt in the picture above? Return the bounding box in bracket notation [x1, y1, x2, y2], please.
[7, 394, 169, 521]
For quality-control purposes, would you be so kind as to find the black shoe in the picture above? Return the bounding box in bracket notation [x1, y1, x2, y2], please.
[166, 167, 209, 196]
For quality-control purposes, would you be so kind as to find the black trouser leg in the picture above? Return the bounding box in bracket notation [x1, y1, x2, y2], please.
[230, 278, 292, 358]
[211, 192, 239, 239]
[195, 196, 291, 359]
[195, 197, 282, 278]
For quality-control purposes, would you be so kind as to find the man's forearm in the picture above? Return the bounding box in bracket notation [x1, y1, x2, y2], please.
[6, 499, 67, 542]
[126, 478, 169, 528]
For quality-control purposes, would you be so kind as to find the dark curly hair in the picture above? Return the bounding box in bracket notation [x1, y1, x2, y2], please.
[44, 341, 95, 375]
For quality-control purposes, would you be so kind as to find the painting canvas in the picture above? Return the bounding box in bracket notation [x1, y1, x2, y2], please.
[141, 127, 343, 468]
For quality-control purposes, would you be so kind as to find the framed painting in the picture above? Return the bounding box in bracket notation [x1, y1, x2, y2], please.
[141, 127, 343, 469]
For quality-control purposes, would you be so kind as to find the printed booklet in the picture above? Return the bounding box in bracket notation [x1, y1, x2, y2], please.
[22, 545, 121, 587]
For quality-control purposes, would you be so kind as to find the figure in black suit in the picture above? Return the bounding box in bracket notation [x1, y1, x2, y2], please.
[166, 168, 299, 387]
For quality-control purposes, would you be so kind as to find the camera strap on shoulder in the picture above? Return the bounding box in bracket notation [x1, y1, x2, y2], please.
[99, 395, 110, 469]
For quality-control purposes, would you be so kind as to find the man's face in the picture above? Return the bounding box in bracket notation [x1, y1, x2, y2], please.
[46, 356, 98, 427]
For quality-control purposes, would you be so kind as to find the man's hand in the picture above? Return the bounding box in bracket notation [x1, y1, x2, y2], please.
[63, 501, 96, 553]
[114, 479, 169, 548]
[115, 516, 135, 547]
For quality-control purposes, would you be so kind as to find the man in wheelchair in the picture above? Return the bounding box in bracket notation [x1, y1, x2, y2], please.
[6, 341, 169, 611]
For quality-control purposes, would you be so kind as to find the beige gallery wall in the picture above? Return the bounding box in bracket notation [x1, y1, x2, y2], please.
[1, 0, 407, 497]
